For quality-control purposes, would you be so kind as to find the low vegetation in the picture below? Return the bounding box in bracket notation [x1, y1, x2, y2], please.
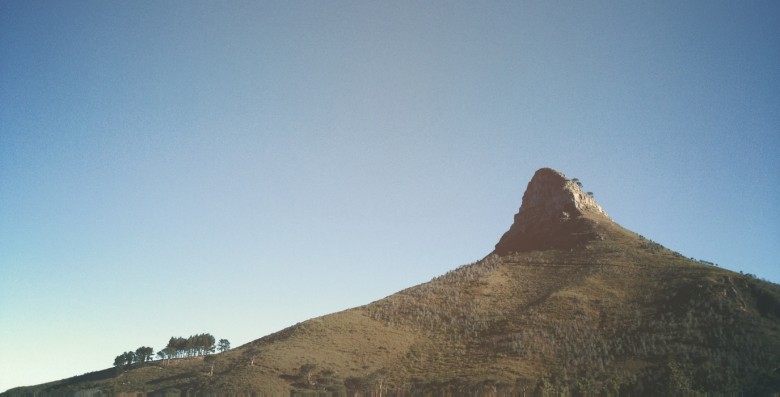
[4, 213, 779, 396]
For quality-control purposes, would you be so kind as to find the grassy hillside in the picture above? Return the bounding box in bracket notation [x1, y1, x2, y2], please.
[6, 218, 780, 396]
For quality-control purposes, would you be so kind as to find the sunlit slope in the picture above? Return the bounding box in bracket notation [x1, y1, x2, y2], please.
[5, 221, 779, 395]
[5, 168, 779, 395]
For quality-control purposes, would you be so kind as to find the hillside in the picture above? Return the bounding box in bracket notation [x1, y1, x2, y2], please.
[5, 168, 780, 396]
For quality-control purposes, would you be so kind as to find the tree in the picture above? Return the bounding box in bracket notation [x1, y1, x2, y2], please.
[123, 351, 135, 366]
[166, 336, 187, 358]
[202, 333, 216, 354]
[166, 333, 216, 357]
[166, 336, 184, 358]
[113, 354, 126, 368]
[135, 346, 154, 363]
[157, 346, 176, 366]
[217, 339, 230, 352]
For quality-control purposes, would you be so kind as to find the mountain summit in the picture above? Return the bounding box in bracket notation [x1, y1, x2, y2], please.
[494, 168, 610, 254]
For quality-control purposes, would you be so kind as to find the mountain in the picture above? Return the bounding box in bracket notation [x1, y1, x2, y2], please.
[5, 168, 780, 396]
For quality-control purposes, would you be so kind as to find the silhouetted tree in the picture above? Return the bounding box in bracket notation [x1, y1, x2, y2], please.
[166, 336, 187, 358]
[217, 338, 230, 352]
[135, 346, 154, 363]
[123, 351, 135, 366]
[165, 333, 216, 357]
[201, 333, 216, 354]
[113, 354, 126, 368]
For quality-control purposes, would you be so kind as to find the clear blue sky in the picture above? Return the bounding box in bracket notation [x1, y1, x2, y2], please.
[1, 0, 778, 391]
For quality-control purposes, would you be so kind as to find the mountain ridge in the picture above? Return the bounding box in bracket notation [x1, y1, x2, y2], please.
[5, 168, 780, 396]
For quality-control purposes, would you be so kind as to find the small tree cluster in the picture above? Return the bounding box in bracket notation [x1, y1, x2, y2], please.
[135, 346, 154, 362]
[113, 346, 153, 369]
[112, 333, 230, 367]
[113, 351, 133, 368]
[164, 333, 216, 358]
[571, 177, 595, 198]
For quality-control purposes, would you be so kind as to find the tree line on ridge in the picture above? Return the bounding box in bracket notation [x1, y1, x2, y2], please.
[113, 333, 230, 368]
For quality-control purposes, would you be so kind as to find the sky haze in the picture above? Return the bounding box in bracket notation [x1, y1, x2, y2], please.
[1, 0, 779, 392]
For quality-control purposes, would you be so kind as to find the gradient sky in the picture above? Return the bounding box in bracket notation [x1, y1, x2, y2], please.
[1, 0, 779, 391]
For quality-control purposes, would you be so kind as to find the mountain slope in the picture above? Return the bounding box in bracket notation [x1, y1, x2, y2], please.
[5, 168, 780, 396]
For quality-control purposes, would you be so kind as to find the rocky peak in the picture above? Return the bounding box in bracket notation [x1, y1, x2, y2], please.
[494, 168, 610, 255]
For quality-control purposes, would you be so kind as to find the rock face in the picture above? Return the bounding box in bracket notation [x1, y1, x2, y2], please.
[494, 168, 610, 255]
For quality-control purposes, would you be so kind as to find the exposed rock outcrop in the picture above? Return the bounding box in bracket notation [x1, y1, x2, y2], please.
[494, 168, 610, 255]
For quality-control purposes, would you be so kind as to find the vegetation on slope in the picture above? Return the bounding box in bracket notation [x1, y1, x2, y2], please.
[4, 221, 780, 396]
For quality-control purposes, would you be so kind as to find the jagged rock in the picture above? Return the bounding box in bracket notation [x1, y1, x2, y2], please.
[494, 167, 610, 254]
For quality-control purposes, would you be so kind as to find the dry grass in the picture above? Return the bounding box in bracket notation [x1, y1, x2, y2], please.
[6, 220, 780, 396]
